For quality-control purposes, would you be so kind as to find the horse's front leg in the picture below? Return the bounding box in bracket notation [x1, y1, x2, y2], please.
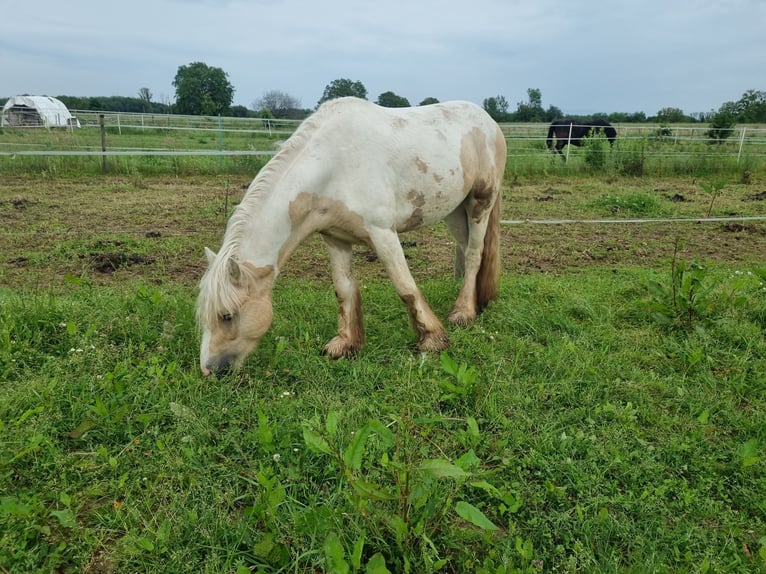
[322, 235, 365, 358]
[367, 227, 449, 353]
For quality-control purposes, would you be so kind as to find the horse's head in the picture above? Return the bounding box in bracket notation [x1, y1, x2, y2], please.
[197, 247, 275, 376]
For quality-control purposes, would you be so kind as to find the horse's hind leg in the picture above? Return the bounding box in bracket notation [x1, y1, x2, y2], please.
[367, 227, 449, 353]
[447, 190, 495, 326]
[444, 209, 468, 279]
[322, 235, 365, 358]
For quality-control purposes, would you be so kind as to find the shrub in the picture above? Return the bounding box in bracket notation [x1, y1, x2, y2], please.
[582, 132, 609, 171]
[589, 192, 664, 217]
[707, 110, 735, 143]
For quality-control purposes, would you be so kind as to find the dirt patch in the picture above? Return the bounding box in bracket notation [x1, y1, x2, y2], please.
[747, 191, 766, 201]
[87, 251, 155, 273]
[1, 174, 765, 290]
[6, 196, 35, 209]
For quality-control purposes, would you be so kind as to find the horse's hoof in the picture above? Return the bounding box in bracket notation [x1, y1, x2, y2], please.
[323, 336, 361, 359]
[447, 309, 476, 326]
[417, 331, 450, 353]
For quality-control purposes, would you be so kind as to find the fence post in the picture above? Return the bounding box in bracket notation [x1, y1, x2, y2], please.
[99, 114, 108, 174]
[565, 122, 573, 164]
[737, 127, 746, 164]
[218, 114, 223, 153]
[218, 114, 224, 168]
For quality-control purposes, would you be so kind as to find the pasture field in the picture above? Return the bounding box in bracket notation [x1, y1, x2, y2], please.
[1, 169, 766, 573]
[2, 119, 766, 179]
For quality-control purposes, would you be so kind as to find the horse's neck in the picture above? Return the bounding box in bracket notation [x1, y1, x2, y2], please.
[226, 189, 286, 272]
[229, 182, 312, 275]
[229, 136, 325, 274]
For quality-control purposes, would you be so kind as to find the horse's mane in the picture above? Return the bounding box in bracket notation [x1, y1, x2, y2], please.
[196, 106, 329, 326]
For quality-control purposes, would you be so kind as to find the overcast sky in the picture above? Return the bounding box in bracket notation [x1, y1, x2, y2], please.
[2, 0, 764, 116]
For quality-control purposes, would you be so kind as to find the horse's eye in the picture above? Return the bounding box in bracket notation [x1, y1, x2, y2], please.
[221, 313, 233, 322]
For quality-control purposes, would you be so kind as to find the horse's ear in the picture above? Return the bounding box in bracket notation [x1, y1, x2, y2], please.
[227, 257, 242, 283]
[204, 247, 217, 266]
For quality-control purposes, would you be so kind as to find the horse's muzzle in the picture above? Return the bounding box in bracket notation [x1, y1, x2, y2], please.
[202, 355, 236, 377]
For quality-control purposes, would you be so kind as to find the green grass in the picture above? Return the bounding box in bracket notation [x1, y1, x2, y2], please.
[2, 266, 765, 572]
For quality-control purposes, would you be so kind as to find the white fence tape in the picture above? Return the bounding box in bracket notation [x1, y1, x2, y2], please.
[0, 149, 274, 157]
[501, 215, 766, 225]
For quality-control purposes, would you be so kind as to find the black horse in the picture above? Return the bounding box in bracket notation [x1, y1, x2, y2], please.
[546, 118, 617, 156]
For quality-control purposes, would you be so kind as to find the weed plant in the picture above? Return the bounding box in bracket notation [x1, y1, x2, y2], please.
[1, 266, 765, 572]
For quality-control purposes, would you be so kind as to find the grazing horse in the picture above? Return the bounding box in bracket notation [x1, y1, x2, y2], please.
[197, 97, 507, 375]
[546, 118, 617, 156]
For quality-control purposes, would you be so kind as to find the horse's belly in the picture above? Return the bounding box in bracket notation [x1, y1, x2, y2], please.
[394, 184, 466, 233]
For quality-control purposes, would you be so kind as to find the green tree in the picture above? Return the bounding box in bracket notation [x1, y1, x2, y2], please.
[253, 90, 303, 118]
[137, 87, 153, 112]
[707, 108, 736, 143]
[527, 88, 542, 109]
[317, 78, 368, 107]
[172, 62, 234, 116]
[88, 97, 105, 110]
[731, 89, 766, 123]
[512, 88, 545, 122]
[609, 111, 647, 123]
[482, 95, 510, 121]
[655, 107, 687, 123]
[230, 105, 251, 117]
[419, 97, 439, 106]
[376, 91, 410, 107]
[545, 105, 563, 122]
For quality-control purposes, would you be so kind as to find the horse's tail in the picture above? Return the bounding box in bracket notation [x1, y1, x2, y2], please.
[546, 123, 556, 149]
[476, 191, 501, 313]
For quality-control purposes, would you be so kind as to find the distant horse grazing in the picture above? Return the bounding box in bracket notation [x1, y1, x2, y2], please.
[546, 118, 617, 156]
[197, 97, 507, 376]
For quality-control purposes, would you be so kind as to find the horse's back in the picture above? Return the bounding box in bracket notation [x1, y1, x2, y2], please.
[312, 97, 500, 155]
[304, 98, 505, 216]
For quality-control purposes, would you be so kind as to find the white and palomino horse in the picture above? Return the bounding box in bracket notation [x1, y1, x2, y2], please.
[197, 97, 506, 375]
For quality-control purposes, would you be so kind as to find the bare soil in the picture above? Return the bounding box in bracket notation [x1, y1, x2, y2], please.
[1, 174, 764, 290]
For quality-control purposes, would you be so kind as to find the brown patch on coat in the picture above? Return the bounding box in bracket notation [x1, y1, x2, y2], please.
[407, 189, 425, 207]
[205, 262, 275, 367]
[401, 294, 450, 351]
[240, 261, 276, 282]
[459, 127, 485, 191]
[399, 190, 426, 231]
[327, 282, 365, 356]
[400, 209, 424, 232]
[415, 157, 429, 174]
[459, 126, 506, 222]
[285, 192, 370, 263]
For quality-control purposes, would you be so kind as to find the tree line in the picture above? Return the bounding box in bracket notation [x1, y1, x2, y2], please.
[3, 61, 764, 127]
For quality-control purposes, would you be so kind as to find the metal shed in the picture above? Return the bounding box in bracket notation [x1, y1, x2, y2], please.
[1, 95, 80, 128]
